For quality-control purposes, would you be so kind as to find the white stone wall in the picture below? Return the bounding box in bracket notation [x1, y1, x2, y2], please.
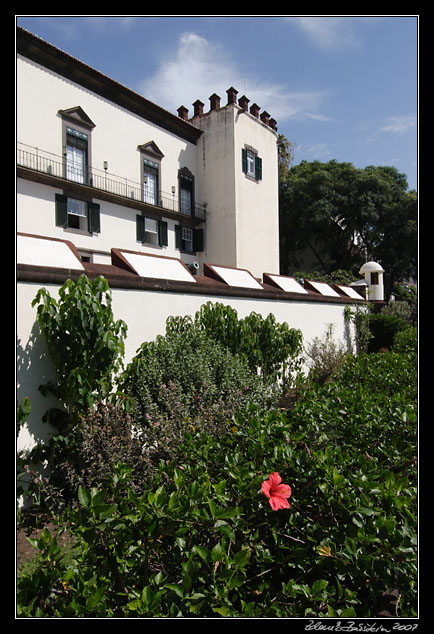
[17, 279, 357, 454]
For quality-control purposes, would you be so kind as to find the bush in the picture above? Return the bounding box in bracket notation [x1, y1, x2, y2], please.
[120, 316, 272, 448]
[392, 326, 417, 355]
[193, 302, 303, 385]
[18, 349, 417, 618]
[367, 312, 408, 352]
[32, 275, 127, 423]
[305, 324, 349, 385]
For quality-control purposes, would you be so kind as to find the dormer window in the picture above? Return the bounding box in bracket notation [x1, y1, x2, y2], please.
[138, 141, 164, 207]
[59, 106, 95, 184]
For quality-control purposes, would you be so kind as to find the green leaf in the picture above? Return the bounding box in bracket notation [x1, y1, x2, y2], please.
[234, 547, 250, 568]
[165, 583, 184, 598]
[193, 545, 211, 565]
[78, 485, 91, 508]
[211, 542, 225, 564]
[92, 503, 117, 519]
[86, 586, 105, 611]
[312, 579, 328, 596]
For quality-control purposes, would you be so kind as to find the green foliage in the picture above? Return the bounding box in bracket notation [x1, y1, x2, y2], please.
[305, 324, 349, 385]
[367, 312, 408, 352]
[392, 326, 417, 355]
[120, 315, 272, 442]
[279, 159, 417, 293]
[32, 275, 127, 422]
[344, 305, 373, 355]
[193, 302, 303, 384]
[17, 348, 417, 618]
[293, 269, 358, 287]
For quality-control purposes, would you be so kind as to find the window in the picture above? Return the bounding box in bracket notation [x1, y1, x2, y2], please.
[55, 194, 100, 233]
[65, 127, 88, 184]
[370, 272, 379, 285]
[242, 147, 262, 181]
[143, 160, 159, 206]
[136, 215, 168, 247]
[138, 142, 164, 207]
[175, 225, 204, 253]
[59, 107, 95, 184]
[178, 167, 195, 216]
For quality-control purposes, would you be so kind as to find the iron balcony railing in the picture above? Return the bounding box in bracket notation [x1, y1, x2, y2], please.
[17, 142, 206, 220]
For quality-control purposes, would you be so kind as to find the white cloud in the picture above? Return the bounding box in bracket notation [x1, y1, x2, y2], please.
[378, 115, 417, 135]
[138, 31, 328, 123]
[357, 115, 417, 146]
[296, 142, 333, 160]
[284, 16, 361, 50]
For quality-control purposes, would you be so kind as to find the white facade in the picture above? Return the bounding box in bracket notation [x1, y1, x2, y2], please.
[17, 29, 281, 277]
[193, 99, 279, 277]
[16, 29, 367, 458]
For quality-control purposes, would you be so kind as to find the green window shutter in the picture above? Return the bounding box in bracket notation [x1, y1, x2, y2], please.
[193, 228, 204, 252]
[55, 193, 68, 227]
[136, 215, 145, 242]
[175, 225, 182, 249]
[158, 220, 168, 247]
[242, 148, 248, 173]
[255, 156, 262, 180]
[88, 202, 100, 233]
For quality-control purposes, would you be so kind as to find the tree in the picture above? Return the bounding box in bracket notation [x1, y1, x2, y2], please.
[279, 160, 417, 297]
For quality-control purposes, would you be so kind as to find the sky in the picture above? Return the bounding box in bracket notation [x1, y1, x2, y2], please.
[16, 15, 418, 191]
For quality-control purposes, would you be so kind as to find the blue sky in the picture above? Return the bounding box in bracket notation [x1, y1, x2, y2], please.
[16, 15, 418, 191]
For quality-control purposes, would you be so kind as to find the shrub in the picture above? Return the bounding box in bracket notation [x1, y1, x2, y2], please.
[193, 302, 303, 386]
[367, 312, 408, 352]
[120, 317, 272, 448]
[32, 275, 127, 423]
[305, 324, 349, 385]
[18, 349, 417, 618]
[392, 326, 417, 355]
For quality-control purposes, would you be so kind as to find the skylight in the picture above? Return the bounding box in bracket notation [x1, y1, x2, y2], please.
[306, 280, 341, 298]
[17, 235, 85, 270]
[336, 285, 364, 300]
[210, 265, 263, 290]
[119, 251, 196, 283]
[266, 274, 308, 294]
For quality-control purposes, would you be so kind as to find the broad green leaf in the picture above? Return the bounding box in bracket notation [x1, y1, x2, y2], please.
[193, 545, 211, 565]
[211, 542, 224, 563]
[78, 485, 91, 508]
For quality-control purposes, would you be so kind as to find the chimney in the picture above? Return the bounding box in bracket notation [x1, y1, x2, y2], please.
[226, 86, 238, 105]
[177, 105, 189, 121]
[249, 103, 260, 118]
[209, 93, 221, 111]
[193, 99, 204, 117]
[260, 110, 270, 125]
[238, 95, 250, 111]
[269, 117, 277, 131]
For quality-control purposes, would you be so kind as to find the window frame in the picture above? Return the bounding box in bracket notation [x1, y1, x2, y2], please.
[242, 146, 262, 181]
[175, 224, 204, 253]
[59, 108, 95, 185]
[136, 214, 168, 247]
[178, 167, 195, 216]
[55, 193, 100, 234]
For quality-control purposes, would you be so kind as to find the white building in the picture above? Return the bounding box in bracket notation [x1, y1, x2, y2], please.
[17, 27, 279, 279]
[17, 27, 367, 455]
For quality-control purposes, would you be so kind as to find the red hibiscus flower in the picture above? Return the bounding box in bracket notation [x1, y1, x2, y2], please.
[261, 472, 292, 511]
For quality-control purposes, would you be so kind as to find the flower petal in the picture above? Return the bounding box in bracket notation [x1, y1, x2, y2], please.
[271, 483, 292, 499]
[268, 472, 282, 488]
[269, 495, 290, 511]
[261, 480, 271, 497]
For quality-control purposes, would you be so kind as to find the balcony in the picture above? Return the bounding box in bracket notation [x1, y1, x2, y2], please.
[17, 142, 206, 221]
